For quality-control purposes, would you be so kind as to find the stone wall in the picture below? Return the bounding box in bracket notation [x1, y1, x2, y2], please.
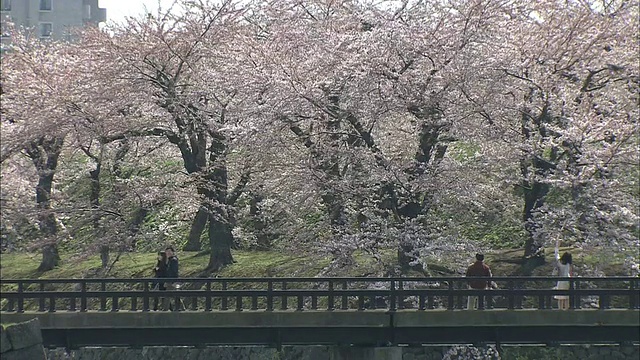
[1, 318, 47, 360]
[44, 344, 640, 360]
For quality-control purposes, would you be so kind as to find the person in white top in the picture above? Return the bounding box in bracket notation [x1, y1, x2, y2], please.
[554, 239, 573, 310]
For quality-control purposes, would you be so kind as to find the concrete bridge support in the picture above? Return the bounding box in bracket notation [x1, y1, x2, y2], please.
[331, 347, 402, 360]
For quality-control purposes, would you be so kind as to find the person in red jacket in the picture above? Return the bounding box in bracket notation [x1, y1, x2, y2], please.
[465, 253, 493, 309]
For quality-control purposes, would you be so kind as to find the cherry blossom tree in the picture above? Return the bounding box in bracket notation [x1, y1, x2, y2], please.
[79, 0, 260, 270]
[1, 33, 81, 270]
[468, 0, 639, 267]
[246, 0, 510, 271]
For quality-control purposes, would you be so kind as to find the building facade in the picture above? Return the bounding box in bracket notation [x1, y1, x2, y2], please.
[1, 0, 106, 44]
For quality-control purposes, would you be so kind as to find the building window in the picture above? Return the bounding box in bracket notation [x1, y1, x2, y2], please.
[1, 0, 11, 11]
[1, 22, 9, 37]
[40, 0, 52, 11]
[40, 22, 52, 38]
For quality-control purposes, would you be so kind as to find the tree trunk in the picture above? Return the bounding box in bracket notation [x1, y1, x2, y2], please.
[100, 245, 109, 269]
[321, 191, 346, 227]
[522, 179, 550, 259]
[88, 153, 107, 267]
[207, 210, 234, 271]
[183, 205, 208, 251]
[249, 192, 270, 250]
[27, 136, 63, 272]
[205, 132, 235, 270]
[37, 244, 60, 272]
[128, 206, 150, 250]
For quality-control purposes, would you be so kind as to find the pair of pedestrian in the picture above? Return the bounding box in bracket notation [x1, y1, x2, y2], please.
[465, 245, 573, 310]
[152, 246, 179, 310]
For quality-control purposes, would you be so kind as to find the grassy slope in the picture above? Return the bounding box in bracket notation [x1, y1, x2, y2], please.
[0, 246, 633, 280]
[0, 250, 334, 279]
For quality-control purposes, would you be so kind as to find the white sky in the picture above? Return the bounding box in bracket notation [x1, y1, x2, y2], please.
[99, 0, 180, 24]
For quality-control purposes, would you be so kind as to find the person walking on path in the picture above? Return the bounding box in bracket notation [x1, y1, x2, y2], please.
[163, 246, 180, 311]
[554, 239, 573, 310]
[152, 251, 168, 310]
[465, 253, 493, 310]
[165, 246, 179, 280]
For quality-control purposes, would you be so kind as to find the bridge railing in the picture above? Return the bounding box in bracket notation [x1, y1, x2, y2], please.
[1, 276, 637, 313]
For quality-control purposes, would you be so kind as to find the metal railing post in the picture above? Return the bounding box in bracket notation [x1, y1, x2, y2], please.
[142, 281, 149, 312]
[267, 280, 273, 312]
[17, 282, 24, 313]
[205, 281, 212, 312]
[390, 280, 397, 312]
[221, 281, 228, 311]
[447, 281, 454, 310]
[328, 281, 334, 311]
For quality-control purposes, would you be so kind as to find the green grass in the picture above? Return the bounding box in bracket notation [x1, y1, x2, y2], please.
[1, 245, 635, 281]
[0, 250, 337, 280]
[1, 247, 635, 312]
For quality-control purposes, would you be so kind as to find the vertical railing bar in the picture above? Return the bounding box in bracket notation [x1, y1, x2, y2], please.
[328, 281, 334, 311]
[569, 279, 576, 310]
[267, 280, 273, 312]
[281, 281, 288, 311]
[100, 282, 107, 311]
[456, 280, 464, 310]
[337, 281, 346, 310]
[49, 295, 56, 312]
[538, 293, 545, 310]
[341, 281, 348, 310]
[131, 294, 137, 312]
[507, 281, 515, 310]
[190, 295, 197, 311]
[447, 281, 454, 311]
[358, 295, 365, 311]
[70, 289, 77, 312]
[205, 281, 212, 312]
[397, 281, 404, 310]
[17, 281, 24, 313]
[311, 289, 317, 310]
[236, 295, 243, 312]
[390, 280, 396, 312]
[297, 294, 304, 311]
[142, 281, 149, 312]
[630, 279, 637, 310]
[39, 283, 46, 312]
[111, 295, 119, 312]
[81, 282, 88, 312]
[221, 281, 228, 311]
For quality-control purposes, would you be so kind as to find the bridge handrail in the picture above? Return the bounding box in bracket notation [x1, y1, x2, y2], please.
[2, 276, 637, 313]
[1, 276, 638, 284]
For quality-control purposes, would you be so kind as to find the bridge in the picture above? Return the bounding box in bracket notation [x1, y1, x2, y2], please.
[1, 276, 638, 350]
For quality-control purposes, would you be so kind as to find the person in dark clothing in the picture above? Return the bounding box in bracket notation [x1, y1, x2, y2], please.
[165, 246, 179, 279]
[153, 251, 168, 290]
[152, 251, 168, 310]
[163, 246, 180, 311]
[465, 253, 493, 309]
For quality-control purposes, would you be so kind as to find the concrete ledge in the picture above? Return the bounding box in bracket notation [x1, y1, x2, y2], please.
[393, 309, 640, 327]
[1, 311, 392, 328]
[1, 310, 638, 348]
[2, 309, 637, 330]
